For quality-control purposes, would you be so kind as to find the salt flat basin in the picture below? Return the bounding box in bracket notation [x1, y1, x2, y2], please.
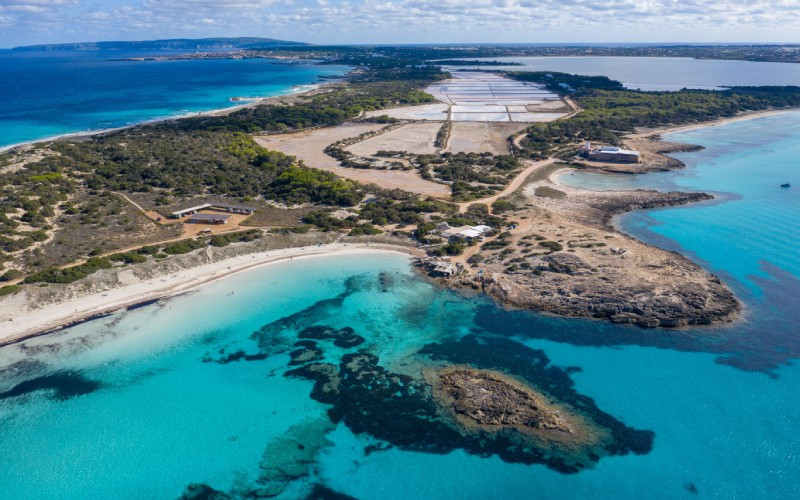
[424, 71, 567, 122]
[427, 71, 560, 106]
[364, 103, 449, 121]
[347, 122, 442, 157]
[446, 122, 529, 154]
[254, 124, 451, 198]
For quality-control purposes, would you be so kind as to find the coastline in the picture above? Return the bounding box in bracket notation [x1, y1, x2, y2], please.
[0, 242, 419, 347]
[630, 107, 799, 138]
[0, 79, 341, 154]
[2, 95, 793, 342]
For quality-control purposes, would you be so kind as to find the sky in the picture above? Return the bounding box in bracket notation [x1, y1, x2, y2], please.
[1, 0, 800, 48]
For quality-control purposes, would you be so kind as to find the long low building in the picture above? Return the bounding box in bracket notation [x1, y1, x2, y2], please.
[187, 213, 231, 225]
[586, 146, 641, 164]
[170, 202, 255, 219]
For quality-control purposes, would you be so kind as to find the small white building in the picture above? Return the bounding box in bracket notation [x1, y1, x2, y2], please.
[585, 145, 640, 164]
[442, 224, 493, 241]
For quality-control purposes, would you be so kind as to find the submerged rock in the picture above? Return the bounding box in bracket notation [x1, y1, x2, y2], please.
[0, 370, 101, 402]
[304, 484, 358, 500]
[286, 333, 654, 473]
[178, 483, 231, 500]
[288, 340, 324, 366]
[256, 418, 335, 497]
[298, 326, 365, 349]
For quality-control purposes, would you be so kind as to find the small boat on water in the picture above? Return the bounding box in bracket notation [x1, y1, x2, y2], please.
[781, 183, 791, 188]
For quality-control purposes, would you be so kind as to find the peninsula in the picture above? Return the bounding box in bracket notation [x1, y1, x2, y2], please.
[3, 45, 800, 342]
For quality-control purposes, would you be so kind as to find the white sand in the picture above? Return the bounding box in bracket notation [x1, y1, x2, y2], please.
[0, 243, 416, 346]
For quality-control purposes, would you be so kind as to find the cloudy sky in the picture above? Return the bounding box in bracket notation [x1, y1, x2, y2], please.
[1, 0, 799, 48]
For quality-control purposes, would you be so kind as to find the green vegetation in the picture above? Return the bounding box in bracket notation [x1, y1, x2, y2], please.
[358, 196, 456, 226]
[509, 72, 800, 159]
[415, 152, 520, 201]
[434, 122, 451, 149]
[24, 257, 112, 284]
[491, 200, 515, 213]
[508, 71, 623, 94]
[539, 241, 564, 253]
[209, 230, 261, 247]
[165, 76, 442, 134]
[348, 224, 383, 236]
[108, 252, 148, 264]
[0, 285, 21, 296]
[363, 115, 400, 124]
[0, 269, 23, 281]
[434, 60, 524, 66]
[432, 241, 466, 256]
[5, 46, 800, 291]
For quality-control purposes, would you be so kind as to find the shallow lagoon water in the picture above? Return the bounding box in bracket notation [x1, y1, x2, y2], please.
[450, 56, 800, 91]
[2, 116, 800, 497]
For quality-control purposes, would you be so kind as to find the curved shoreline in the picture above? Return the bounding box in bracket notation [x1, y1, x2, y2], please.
[2, 105, 791, 343]
[0, 243, 419, 347]
[0, 76, 343, 154]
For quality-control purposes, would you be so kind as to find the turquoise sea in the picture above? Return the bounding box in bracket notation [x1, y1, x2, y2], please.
[0, 50, 348, 148]
[1, 112, 799, 498]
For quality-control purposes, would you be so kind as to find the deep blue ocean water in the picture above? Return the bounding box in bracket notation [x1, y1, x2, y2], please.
[0, 50, 348, 148]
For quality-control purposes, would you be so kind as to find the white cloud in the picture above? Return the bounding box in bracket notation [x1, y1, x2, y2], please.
[3, 0, 800, 46]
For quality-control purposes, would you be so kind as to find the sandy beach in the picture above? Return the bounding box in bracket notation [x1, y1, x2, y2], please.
[630, 107, 799, 138]
[0, 242, 417, 347]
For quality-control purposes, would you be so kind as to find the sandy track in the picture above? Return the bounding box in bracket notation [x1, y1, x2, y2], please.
[457, 158, 557, 213]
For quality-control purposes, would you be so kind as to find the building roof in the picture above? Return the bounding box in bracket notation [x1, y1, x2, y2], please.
[172, 204, 212, 215]
[172, 202, 255, 216]
[592, 147, 640, 156]
[188, 213, 231, 221]
[212, 202, 256, 211]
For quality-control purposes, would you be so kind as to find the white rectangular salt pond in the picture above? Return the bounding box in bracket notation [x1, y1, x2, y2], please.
[451, 112, 510, 122]
[510, 112, 569, 122]
[416, 71, 569, 121]
[451, 105, 508, 113]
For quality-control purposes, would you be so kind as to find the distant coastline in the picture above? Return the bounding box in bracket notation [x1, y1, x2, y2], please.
[0, 78, 342, 154]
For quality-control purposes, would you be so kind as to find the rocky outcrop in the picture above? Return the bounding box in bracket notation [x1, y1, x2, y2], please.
[483, 269, 740, 328]
[435, 367, 572, 434]
[461, 176, 742, 328]
[587, 190, 713, 228]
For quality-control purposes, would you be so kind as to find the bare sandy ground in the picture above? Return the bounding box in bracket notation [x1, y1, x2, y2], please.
[347, 122, 441, 156]
[450, 162, 739, 327]
[0, 242, 419, 346]
[446, 122, 529, 154]
[255, 125, 451, 198]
